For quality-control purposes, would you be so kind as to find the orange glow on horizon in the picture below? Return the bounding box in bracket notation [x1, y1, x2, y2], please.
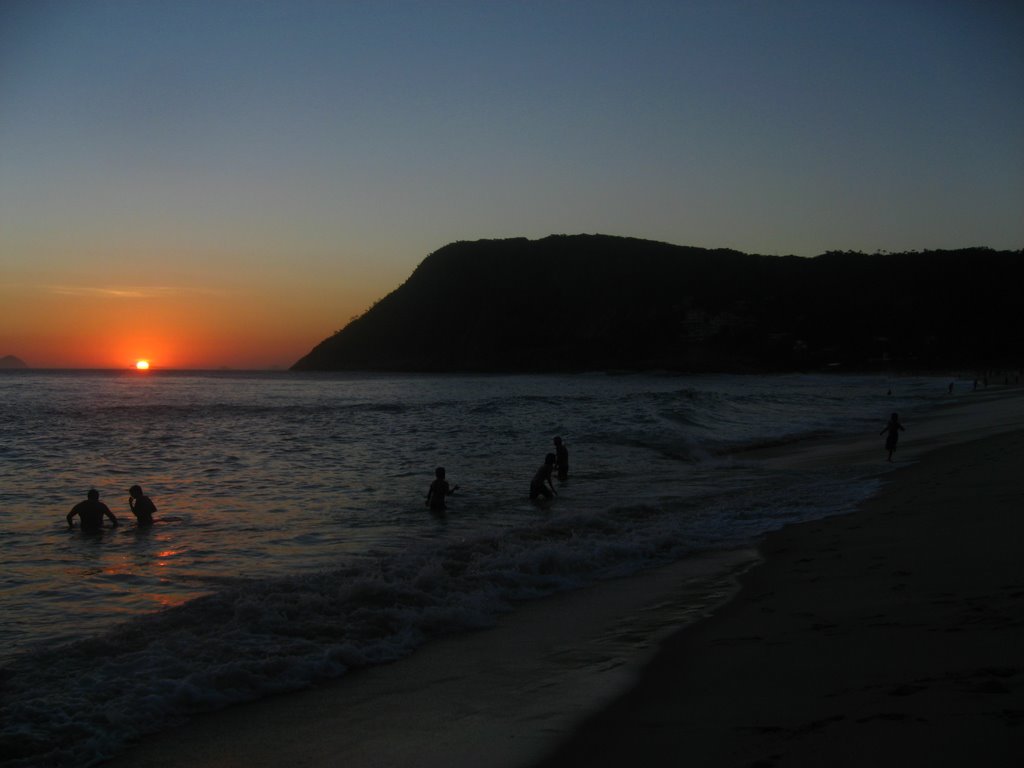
[135, 360, 150, 370]
[0, 266, 387, 370]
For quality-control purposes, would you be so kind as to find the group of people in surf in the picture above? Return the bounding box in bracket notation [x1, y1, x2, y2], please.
[68, 413, 900, 529]
[68, 438, 570, 530]
[427, 412, 904, 516]
[425, 435, 569, 514]
[66, 485, 157, 532]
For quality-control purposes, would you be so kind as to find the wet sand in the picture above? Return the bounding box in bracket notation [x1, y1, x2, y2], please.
[105, 388, 1024, 768]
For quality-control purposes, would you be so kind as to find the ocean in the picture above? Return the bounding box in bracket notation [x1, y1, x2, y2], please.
[0, 370, 951, 767]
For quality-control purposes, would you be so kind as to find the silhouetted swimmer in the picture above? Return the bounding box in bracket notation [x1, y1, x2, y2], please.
[553, 436, 569, 482]
[426, 467, 458, 513]
[880, 412, 905, 462]
[128, 484, 157, 527]
[67, 489, 118, 532]
[530, 453, 557, 501]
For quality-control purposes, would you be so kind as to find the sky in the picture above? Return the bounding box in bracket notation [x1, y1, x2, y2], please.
[1, 0, 1022, 369]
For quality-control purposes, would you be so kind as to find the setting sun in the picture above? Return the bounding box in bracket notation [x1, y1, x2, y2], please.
[135, 360, 150, 370]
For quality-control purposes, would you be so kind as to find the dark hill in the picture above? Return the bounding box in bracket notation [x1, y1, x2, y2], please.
[0, 355, 28, 369]
[291, 235, 1024, 373]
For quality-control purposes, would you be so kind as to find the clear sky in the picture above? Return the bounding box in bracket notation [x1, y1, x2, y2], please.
[2, 0, 1022, 369]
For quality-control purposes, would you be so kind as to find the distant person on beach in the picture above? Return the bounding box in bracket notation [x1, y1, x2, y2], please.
[880, 412, 905, 462]
[553, 436, 569, 482]
[67, 489, 118, 532]
[530, 453, 558, 500]
[425, 467, 458, 512]
[128, 485, 157, 527]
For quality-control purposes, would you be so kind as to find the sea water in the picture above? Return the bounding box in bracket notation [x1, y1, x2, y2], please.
[0, 370, 950, 767]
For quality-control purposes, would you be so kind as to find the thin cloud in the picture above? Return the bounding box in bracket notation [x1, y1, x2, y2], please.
[46, 285, 225, 299]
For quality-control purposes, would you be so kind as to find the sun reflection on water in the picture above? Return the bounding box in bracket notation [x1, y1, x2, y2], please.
[155, 549, 184, 567]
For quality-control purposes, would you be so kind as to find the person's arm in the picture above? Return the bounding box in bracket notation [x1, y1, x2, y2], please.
[103, 505, 119, 527]
[67, 507, 77, 529]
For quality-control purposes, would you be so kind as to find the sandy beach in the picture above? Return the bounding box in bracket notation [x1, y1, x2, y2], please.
[105, 387, 1024, 768]
[537, 417, 1024, 766]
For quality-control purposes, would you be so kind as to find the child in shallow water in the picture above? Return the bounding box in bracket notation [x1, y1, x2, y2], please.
[128, 485, 157, 527]
[426, 467, 458, 512]
[880, 412, 905, 462]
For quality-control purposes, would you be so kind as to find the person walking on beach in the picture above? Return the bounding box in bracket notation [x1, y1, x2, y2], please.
[530, 453, 558, 501]
[426, 467, 458, 513]
[67, 489, 119, 532]
[128, 484, 157, 527]
[553, 436, 569, 482]
[880, 412, 905, 462]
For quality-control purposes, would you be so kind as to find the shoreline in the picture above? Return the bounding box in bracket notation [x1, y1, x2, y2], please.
[102, 388, 1024, 768]
[102, 547, 762, 768]
[534, 419, 1024, 765]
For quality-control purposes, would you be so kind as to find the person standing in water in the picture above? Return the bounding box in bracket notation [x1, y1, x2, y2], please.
[530, 453, 558, 501]
[880, 412, 905, 462]
[67, 489, 119, 532]
[553, 436, 569, 482]
[128, 484, 157, 527]
[426, 467, 458, 512]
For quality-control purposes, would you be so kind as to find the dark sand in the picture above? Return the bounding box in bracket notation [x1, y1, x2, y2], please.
[105, 390, 1024, 768]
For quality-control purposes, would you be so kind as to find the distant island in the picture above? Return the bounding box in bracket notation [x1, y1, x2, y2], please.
[0, 355, 28, 369]
[292, 235, 1024, 373]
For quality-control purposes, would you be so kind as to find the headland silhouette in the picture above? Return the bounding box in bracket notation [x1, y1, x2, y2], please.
[292, 235, 1023, 373]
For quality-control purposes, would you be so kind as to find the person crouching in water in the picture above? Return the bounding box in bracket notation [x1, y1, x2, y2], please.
[426, 467, 458, 513]
[67, 489, 118, 532]
[530, 453, 558, 501]
[128, 484, 157, 527]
